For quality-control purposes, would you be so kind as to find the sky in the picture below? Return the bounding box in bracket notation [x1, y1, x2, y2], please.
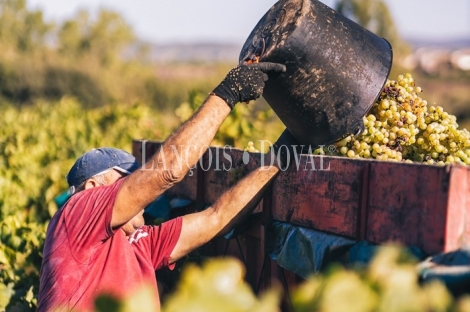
[27, 0, 470, 46]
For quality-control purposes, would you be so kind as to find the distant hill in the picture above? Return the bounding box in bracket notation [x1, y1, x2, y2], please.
[146, 37, 470, 63]
[148, 42, 240, 63]
[404, 37, 470, 50]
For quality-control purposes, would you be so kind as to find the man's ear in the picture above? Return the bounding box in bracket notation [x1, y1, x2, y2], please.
[84, 179, 100, 190]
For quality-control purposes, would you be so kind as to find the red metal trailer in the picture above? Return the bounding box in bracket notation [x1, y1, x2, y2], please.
[133, 139, 470, 310]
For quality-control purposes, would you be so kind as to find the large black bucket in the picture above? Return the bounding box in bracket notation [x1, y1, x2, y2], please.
[240, 0, 393, 146]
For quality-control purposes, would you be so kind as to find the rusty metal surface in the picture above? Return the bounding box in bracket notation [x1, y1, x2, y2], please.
[366, 163, 469, 255]
[365, 162, 451, 255]
[133, 141, 470, 311]
[133, 140, 470, 256]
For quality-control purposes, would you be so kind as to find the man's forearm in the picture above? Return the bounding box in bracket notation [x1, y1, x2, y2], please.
[112, 95, 230, 227]
[169, 164, 280, 262]
[210, 165, 280, 235]
[152, 94, 231, 180]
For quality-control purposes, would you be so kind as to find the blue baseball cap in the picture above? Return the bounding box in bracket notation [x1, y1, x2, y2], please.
[66, 147, 140, 193]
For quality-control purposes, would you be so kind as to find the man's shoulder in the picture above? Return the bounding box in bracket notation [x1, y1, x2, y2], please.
[56, 190, 93, 220]
[61, 179, 124, 213]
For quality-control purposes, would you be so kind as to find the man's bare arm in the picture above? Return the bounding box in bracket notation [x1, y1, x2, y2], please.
[169, 165, 280, 262]
[112, 95, 230, 227]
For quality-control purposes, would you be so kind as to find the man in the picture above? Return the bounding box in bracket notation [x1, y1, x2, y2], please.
[37, 62, 288, 311]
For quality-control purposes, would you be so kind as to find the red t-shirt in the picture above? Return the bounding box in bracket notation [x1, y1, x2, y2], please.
[37, 178, 182, 312]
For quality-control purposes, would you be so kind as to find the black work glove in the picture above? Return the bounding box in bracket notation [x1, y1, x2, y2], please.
[271, 129, 308, 169]
[212, 62, 286, 109]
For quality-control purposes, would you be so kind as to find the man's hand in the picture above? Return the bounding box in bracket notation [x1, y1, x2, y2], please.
[212, 62, 286, 109]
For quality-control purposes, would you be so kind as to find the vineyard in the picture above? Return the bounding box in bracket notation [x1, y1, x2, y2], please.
[0, 98, 166, 310]
[2, 0, 470, 311]
[2, 75, 470, 311]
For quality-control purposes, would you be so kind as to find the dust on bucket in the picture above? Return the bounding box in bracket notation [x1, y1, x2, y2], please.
[240, 0, 393, 147]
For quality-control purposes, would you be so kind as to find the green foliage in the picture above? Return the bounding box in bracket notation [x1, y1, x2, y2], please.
[92, 258, 281, 312]
[0, 98, 173, 221]
[57, 9, 135, 66]
[0, 98, 176, 311]
[335, 0, 411, 58]
[162, 257, 281, 312]
[0, 0, 225, 110]
[293, 245, 457, 312]
[0, 0, 52, 52]
[102, 247, 470, 312]
[0, 212, 47, 311]
[94, 286, 161, 312]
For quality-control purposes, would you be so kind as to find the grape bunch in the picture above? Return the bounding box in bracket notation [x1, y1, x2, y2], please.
[244, 141, 259, 153]
[321, 73, 470, 165]
[162, 257, 280, 312]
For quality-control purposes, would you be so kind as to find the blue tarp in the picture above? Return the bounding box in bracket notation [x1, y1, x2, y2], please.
[265, 220, 470, 296]
[265, 221, 356, 278]
[419, 248, 470, 296]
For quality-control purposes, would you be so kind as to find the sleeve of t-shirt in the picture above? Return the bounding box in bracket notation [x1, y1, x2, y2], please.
[138, 217, 183, 270]
[62, 178, 125, 263]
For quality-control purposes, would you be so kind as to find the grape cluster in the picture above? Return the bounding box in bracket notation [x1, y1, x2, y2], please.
[321, 73, 470, 166]
[244, 141, 259, 153]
